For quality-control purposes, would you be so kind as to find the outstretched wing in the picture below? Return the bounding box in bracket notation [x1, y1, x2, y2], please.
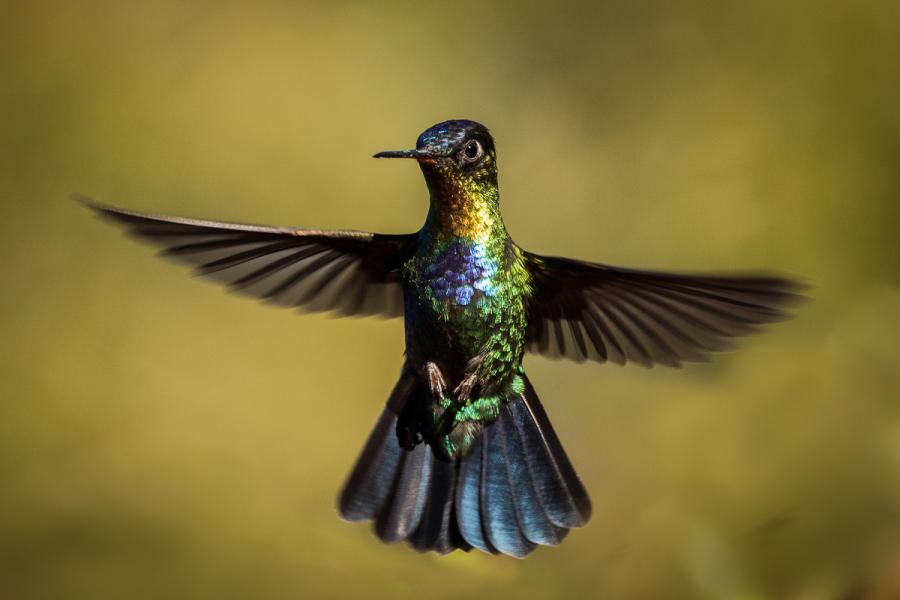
[84, 199, 416, 318]
[523, 252, 804, 367]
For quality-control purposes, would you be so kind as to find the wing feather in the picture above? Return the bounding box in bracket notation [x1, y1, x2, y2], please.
[83, 199, 415, 318]
[523, 252, 804, 367]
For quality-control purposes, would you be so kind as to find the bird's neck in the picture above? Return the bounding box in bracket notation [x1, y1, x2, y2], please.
[423, 180, 507, 245]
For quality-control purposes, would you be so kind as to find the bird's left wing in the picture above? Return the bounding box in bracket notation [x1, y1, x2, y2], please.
[84, 199, 416, 318]
[522, 251, 804, 367]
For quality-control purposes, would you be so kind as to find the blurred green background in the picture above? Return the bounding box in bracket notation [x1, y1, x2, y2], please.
[3, 1, 900, 598]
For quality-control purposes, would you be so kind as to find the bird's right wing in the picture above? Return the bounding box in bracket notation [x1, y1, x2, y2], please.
[83, 199, 416, 318]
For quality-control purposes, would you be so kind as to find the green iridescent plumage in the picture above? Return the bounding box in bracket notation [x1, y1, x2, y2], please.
[85, 118, 802, 558]
[395, 122, 535, 457]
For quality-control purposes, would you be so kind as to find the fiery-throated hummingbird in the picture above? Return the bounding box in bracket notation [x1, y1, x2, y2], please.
[83, 119, 801, 558]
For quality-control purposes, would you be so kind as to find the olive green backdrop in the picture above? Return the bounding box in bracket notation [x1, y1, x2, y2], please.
[3, 1, 900, 598]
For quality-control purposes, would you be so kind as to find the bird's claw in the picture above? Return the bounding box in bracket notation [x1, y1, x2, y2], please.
[454, 373, 478, 403]
[425, 362, 447, 401]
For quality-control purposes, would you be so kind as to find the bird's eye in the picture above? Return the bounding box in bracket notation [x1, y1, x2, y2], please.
[459, 139, 483, 164]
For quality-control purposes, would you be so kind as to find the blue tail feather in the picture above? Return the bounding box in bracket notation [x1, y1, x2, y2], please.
[507, 399, 584, 528]
[519, 376, 592, 526]
[497, 405, 567, 546]
[454, 437, 496, 554]
[338, 407, 402, 521]
[375, 441, 431, 543]
[338, 371, 591, 557]
[410, 454, 465, 554]
[481, 417, 537, 558]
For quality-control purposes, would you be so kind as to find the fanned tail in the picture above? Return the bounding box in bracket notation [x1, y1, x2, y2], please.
[338, 373, 591, 558]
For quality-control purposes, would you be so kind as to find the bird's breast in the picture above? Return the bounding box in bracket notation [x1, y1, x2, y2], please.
[422, 240, 500, 306]
[402, 237, 528, 374]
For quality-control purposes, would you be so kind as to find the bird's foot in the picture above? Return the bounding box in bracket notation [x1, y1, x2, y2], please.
[454, 373, 478, 404]
[454, 354, 485, 403]
[425, 362, 448, 402]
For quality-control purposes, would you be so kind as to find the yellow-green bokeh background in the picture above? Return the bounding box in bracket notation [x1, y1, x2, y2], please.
[3, 1, 900, 598]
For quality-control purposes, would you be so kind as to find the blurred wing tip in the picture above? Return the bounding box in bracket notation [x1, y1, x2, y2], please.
[721, 271, 812, 302]
[778, 288, 812, 309]
[74, 194, 115, 217]
[72, 193, 96, 207]
[76, 197, 161, 231]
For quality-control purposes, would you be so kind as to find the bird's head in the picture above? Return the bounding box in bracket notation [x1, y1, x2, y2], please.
[374, 120, 498, 197]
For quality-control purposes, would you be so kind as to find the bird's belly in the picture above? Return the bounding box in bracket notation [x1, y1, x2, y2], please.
[406, 295, 520, 380]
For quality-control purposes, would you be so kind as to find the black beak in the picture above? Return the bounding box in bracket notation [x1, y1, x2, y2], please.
[373, 149, 436, 162]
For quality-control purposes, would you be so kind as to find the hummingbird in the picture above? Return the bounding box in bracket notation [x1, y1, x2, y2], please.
[83, 119, 801, 558]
